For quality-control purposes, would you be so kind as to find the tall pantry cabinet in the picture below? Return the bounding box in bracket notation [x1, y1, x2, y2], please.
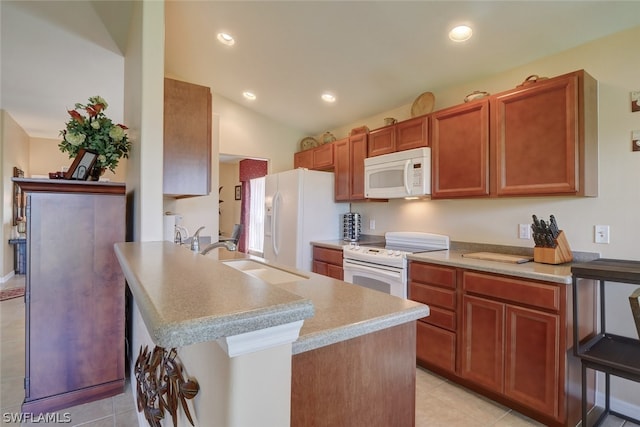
[15, 179, 126, 414]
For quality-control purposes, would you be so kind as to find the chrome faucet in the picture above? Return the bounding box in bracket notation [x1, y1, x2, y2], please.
[200, 240, 237, 255]
[190, 226, 206, 252]
[174, 225, 189, 245]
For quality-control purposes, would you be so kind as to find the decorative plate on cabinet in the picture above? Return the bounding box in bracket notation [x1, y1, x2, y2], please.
[300, 137, 318, 151]
[464, 91, 490, 103]
[410, 92, 435, 117]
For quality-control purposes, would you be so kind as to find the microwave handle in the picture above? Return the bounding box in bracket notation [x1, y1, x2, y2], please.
[404, 160, 411, 195]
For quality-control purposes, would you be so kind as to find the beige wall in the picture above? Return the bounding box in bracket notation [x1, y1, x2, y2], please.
[1, 110, 30, 280]
[338, 26, 640, 409]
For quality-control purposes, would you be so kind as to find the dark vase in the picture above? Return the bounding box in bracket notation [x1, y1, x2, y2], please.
[89, 165, 106, 181]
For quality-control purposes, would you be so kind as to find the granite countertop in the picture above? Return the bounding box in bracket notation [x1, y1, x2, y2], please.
[408, 250, 576, 284]
[114, 241, 428, 353]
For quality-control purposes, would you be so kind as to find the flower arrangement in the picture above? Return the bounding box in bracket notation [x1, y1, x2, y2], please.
[58, 95, 131, 173]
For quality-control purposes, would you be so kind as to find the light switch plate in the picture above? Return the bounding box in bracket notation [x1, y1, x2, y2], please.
[595, 225, 610, 244]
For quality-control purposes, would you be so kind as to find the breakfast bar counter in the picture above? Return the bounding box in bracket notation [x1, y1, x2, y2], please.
[114, 241, 428, 427]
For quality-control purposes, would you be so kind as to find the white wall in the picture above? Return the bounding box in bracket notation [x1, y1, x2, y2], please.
[0, 110, 30, 281]
[219, 162, 241, 237]
[336, 26, 640, 410]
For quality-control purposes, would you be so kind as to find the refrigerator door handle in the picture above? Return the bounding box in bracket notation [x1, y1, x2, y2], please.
[272, 191, 281, 256]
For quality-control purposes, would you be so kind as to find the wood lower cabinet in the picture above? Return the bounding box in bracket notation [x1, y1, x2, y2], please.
[334, 133, 368, 201]
[410, 260, 596, 427]
[15, 179, 125, 415]
[164, 78, 212, 197]
[409, 262, 458, 375]
[312, 246, 343, 280]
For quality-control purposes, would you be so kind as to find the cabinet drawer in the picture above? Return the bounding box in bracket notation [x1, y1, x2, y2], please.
[409, 262, 456, 289]
[423, 306, 456, 331]
[463, 271, 560, 312]
[312, 246, 343, 265]
[326, 264, 343, 280]
[410, 281, 456, 309]
[416, 321, 456, 373]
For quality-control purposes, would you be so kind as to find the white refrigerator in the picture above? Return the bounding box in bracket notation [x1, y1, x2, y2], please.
[263, 169, 349, 271]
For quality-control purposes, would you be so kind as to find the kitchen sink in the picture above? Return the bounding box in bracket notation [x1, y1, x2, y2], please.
[222, 259, 309, 284]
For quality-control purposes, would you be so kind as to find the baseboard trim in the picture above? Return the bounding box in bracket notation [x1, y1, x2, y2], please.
[1, 271, 16, 283]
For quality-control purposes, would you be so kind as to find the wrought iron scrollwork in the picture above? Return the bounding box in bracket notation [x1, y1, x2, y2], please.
[134, 345, 200, 427]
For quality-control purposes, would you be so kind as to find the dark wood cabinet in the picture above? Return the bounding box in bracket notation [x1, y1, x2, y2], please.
[15, 179, 126, 415]
[163, 78, 212, 197]
[431, 99, 490, 198]
[334, 133, 368, 201]
[368, 116, 428, 157]
[492, 70, 598, 197]
[410, 260, 596, 427]
[312, 246, 343, 280]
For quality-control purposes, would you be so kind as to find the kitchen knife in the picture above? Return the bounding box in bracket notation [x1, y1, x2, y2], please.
[549, 215, 560, 238]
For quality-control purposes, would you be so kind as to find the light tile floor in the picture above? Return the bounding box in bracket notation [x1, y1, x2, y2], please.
[2, 275, 639, 426]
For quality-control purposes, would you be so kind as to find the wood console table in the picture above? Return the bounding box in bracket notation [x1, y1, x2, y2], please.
[571, 259, 640, 427]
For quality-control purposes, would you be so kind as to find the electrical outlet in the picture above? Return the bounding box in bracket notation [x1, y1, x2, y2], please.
[594, 225, 610, 244]
[370, 219, 376, 230]
[518, 224, 531, 239]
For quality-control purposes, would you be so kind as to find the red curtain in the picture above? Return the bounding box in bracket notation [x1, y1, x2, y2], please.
[237, 159, 268, 252]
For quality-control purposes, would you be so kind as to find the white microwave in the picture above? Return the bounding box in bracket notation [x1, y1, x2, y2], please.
[364, 147, 431, 199]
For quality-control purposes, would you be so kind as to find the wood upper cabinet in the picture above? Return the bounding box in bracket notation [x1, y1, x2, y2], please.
[368, 126, 395, 157]
[163, 78, 212, 197]
[368, 116, 428, 157]
[492, 70, 598, 197]
[294, 143, 334, 170]
[431, 99, 490, 198]
[334, 133, 368, 201]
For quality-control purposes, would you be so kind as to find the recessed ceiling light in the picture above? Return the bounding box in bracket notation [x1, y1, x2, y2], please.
[321, 93, 336, 103]
[217, 32, 235, 46]
[243, 91, 256, 101]
[449, 25, 472, 42]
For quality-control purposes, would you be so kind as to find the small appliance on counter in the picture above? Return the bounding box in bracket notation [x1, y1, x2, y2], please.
[343, 212, 362, 242]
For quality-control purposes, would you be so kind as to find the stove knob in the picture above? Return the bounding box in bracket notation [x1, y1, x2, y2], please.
[386, 250, 394, 256]
[394, 251, 402, 256]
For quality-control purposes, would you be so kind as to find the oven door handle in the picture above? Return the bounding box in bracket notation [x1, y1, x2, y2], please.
[343, 259, 403, 278]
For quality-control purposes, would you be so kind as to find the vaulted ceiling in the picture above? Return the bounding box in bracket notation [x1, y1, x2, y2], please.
[3, 1, 640, 140]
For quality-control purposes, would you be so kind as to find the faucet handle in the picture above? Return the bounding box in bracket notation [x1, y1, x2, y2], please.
[191, 226, 205, 252]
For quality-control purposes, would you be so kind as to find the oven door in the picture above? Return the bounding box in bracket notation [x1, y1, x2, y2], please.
[342, 258, 407, 299]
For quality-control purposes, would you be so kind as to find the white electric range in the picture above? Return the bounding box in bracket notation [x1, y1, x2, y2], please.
[342, 232, 450, 298]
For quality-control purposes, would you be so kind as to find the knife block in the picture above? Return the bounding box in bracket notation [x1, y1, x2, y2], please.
[534, 230, 573, 264]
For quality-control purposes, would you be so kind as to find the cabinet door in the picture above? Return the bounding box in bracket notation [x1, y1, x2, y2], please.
[163, 78, 212, 196]
[416, 321, 456, 373]
[493, 74, 578, 196]
[313, 260, 328, 276]
[368, 127, 395, 157]
[396, 116, 428, 151]
[349, 133, 368, 200]
[294, 150, 313, 169]
[333, 137, 351, 201]
[326, 264, 344, 280]
[431, 100, 489, 198]
[461, 295, 504, 392]
[313, 143, 334, 170]
[505, 306, 560, 416]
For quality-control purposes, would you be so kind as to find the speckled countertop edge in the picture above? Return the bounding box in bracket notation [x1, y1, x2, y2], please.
[292, 305, 428, 354]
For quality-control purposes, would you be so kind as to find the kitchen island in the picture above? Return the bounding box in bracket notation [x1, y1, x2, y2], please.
[114, 241, 428, 427]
